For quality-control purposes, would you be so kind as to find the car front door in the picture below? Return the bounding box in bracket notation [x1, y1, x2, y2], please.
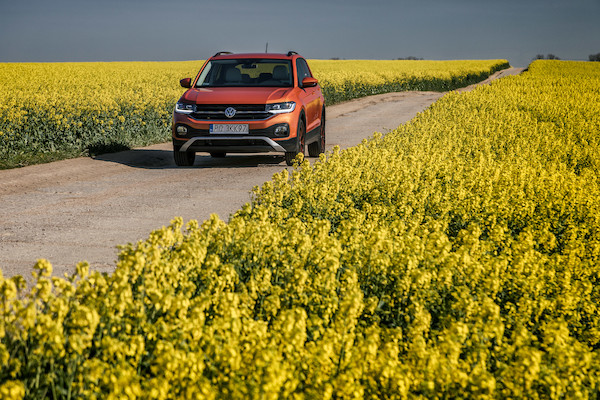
[296, 58, 321, 138]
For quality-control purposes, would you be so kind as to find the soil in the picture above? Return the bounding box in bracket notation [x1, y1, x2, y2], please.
[0, 68, 524, 281]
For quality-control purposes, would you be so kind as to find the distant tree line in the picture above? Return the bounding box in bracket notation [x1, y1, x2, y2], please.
[330, 54, 600, 62]
[328, 56, 425, 60]
[533, 53, 600, 62]
[534, 54, 561, 60]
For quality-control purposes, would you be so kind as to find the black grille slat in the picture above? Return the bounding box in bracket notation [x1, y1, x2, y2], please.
[196, 105, 265, 112]
[191, 104, 270, 121]
[191, 113, 270, 120]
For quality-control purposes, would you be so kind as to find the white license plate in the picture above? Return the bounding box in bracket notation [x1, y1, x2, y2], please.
[210, 124, 249, 134]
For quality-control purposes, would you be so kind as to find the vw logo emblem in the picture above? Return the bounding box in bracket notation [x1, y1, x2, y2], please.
[224, 107, 236, 118]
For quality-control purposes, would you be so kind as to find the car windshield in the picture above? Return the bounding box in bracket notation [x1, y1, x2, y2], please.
[195, 59, 293, 88]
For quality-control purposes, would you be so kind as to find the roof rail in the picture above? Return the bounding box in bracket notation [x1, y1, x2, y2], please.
[213, 51, 233, 57]
[287, 51, 298, 56]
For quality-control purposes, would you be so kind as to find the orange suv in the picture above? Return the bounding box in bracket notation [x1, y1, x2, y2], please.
[172, 51, 326, 166]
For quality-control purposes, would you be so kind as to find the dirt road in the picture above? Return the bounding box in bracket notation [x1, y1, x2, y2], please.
[0, 68, 524, 280]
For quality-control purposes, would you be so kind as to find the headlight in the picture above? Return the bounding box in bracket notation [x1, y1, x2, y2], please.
[266, 101, 296, 114]
[175, 102, 195, 114]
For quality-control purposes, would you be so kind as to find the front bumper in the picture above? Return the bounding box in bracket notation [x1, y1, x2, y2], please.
[173, 135, 298, 153]
[172, 112, 299, 154]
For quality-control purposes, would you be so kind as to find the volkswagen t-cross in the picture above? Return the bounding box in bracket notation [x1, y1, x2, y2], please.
[172, 51, 326, 166]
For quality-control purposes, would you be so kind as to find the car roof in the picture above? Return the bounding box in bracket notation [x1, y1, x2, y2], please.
[211, 52, 300, 60]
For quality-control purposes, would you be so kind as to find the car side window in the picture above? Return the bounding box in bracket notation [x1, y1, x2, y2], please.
[296, 58, 312, 86]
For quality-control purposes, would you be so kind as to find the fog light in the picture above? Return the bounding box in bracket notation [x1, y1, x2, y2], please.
[176, 125, 188, 134]
[274, 125, 288, 136]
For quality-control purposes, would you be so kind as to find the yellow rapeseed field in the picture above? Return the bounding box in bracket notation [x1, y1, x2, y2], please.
[0, 61, 199, 168]
[0, 59, 508, 169]
[311, 59, 509, 102]
[1, 59, 599, 398]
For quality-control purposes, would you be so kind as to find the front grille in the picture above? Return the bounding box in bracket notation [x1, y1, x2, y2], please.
[190, 104, 271, 121]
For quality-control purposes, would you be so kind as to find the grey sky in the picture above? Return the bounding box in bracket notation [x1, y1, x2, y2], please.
[1, 0, 598, 67]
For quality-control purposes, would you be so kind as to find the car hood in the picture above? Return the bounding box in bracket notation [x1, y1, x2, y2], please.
[181, 87, 294, 105]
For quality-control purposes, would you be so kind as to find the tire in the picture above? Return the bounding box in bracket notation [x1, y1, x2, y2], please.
[210, 152, 226, 158]
[173, 146, 195, 166]
[285, 118, 306, 166]
[284, 151, 297, 166]
[308, 108, 326, 157]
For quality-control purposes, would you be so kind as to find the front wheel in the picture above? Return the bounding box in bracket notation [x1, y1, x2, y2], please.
[173, 147, 195, 166]
[308, 108, 326, 157]
[285, 119, 305, 166]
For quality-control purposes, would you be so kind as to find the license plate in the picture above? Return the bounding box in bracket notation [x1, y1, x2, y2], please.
[210, 124, 249, 134]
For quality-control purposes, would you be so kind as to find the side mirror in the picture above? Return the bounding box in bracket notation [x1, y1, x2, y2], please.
[180, 78, 192, 88]
[301, 77, 318, 88]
